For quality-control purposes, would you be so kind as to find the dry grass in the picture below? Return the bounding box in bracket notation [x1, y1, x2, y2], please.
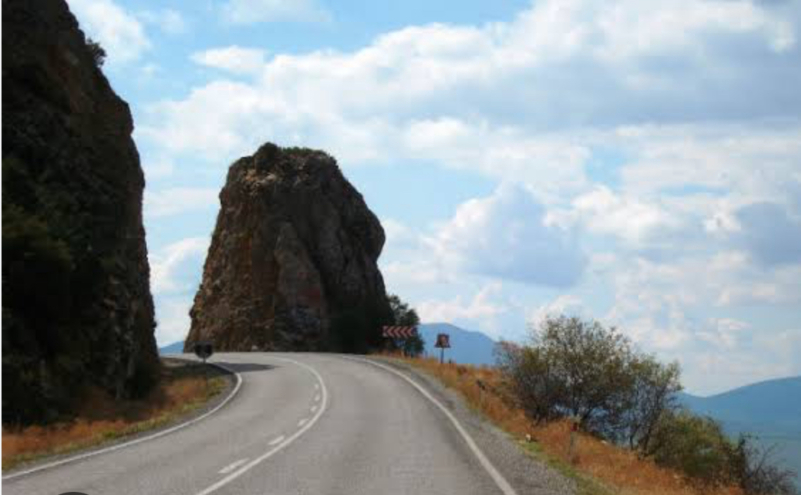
[2, 359, 228, 470]
[387, 354, 742, 495]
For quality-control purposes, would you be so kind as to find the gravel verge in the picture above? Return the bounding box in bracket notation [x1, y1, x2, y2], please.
[371, 356, 577, 495]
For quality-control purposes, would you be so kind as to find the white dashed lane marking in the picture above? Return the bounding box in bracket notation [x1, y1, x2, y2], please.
[297, 418, 308, 428]
[268, 435, 285, 446]
[219, 458, 249, 474]
[192, 356, 329, 495]
[314, 394, 320, 402]
[310, 405, 318, 413]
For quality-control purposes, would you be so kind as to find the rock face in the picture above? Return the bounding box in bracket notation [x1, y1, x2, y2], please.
[2, 0, 159, 424]
[186, 144, 393, 353]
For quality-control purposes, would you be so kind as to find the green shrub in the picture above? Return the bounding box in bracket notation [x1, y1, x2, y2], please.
[647, 410, 736, 485]
[498, 315, 680, 440]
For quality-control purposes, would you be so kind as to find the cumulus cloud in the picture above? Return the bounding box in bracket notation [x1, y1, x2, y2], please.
[141, 0, 800, 166]
[427, 185, 586, 287]
[418, 283, 507, 322]
[67, 0, 150, 64]
[221, 0, 331, 24]
[155, 297, 193, 345]
[417, 283, 512, 337]
[149, 237, 209, 295]
[150, 237, 211, 345]
[698, 318, 749, 350]
[144, 187, 219, 218]
[133, 0, 801, 391]
[191, 46, 268, 75]
[568, 186, 691, 249]
[528, 295, 586, 328]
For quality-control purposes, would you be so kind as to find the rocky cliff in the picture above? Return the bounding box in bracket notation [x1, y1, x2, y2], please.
[2, 0, 159, 424]
[186, 144, 393, 353]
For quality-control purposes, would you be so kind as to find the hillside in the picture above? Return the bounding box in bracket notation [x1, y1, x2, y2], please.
[159, 341, 185, 355]
[680, 376, 801, 489]
[2, 0, 158, 425]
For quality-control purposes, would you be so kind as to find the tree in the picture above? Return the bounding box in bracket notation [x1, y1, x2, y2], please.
[647, 409, 737, 486]
[622, 356, 682, 452]
[86, 37, 106, 67]
[732, 437, 799, 495]
[387, 293, 425, 357]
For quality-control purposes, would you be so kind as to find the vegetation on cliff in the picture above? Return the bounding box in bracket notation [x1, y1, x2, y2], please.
[2, 0, 159, 425]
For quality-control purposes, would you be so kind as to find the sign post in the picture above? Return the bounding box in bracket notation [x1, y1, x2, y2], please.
[568, 415, 580, 464]
[434, 333, 450, 364]
[193, 341, 214, 391]
[193, 341, 214, 364]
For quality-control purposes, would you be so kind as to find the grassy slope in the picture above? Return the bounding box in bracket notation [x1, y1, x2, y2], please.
[390, 355, 743, 495]
[2, 359, 228, 470]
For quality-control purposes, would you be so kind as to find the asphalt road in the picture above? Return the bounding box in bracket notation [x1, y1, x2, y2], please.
[3, 353, 515, 495]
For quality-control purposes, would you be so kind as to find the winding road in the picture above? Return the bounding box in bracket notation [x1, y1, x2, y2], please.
[2, 353, 518, 495]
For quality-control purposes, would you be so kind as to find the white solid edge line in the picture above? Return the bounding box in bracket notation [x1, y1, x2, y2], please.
[267, 435, 285, 446]
[2, 360, 244, 482]
[192, 356, 329, 495]
[344, 356, 518, 495]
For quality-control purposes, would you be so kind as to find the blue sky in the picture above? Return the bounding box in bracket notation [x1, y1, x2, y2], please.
[67, 0, 801, 395]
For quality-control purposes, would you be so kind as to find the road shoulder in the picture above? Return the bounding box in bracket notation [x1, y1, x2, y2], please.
[2, 357, 239, 478]
[368, 356, 577, 495]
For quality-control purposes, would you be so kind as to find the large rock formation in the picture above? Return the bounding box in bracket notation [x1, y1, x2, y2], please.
[2, 0, 159, 424]
[186, 144, 393, 353]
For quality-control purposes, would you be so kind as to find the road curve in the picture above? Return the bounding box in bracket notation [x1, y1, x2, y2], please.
[3, 353, 510, 495]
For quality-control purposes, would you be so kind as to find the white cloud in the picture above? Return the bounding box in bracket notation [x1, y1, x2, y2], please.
[141, 0, 799, 166]
[155, 297, 193, 346]
[222, 0, 331, 24]
[427, 184, 586, 287]
[142, 157, 174, 179]
[135, 0, 801, 392]
[698, 318, 749, 350]
[139, 9, 188, 35]
[191, 46, 268, 75]
[418, 284, 505, 321]
[528, 295, 586, 328]
[67, 0, 150, 64]
[417, 283, 509, 337]
[149, 237, 209, 295]
[144, 187, 219, 218]
[568, 185, 689, 248]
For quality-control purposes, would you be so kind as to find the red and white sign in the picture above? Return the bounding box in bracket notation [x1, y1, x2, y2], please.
[382, 326, 418, 339]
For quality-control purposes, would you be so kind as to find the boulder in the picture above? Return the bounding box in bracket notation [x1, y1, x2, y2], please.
[185, 144, 392, 352]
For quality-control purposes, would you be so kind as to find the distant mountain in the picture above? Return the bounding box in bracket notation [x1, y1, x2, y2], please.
[160, 323, 500, 365]
[680, 376, 801, 488]
[418, 323, 498, 366]
[159, 341, 185, 355]
[680, 376, 801, 431]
